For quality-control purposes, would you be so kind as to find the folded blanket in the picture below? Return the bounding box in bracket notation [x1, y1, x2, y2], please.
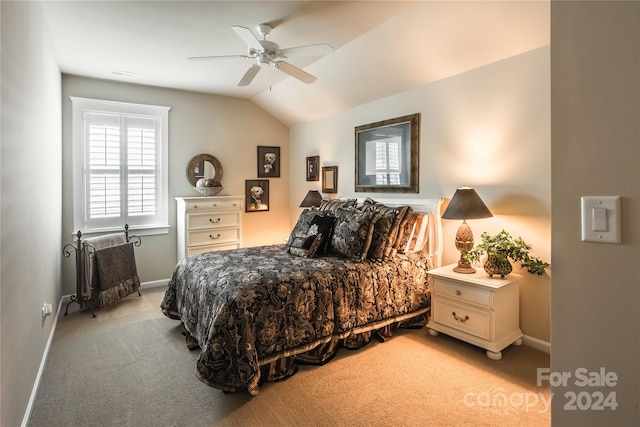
[95, 242, 140, 307]
[82, 232, 127, 298]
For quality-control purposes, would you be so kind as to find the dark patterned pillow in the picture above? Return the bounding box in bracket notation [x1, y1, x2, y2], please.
[330, 207, 377, 260]
[307, 214, 336, 256]
[289, 234, 324, 258]
[383, 205, 413, 260]
[318, 198, 357, 212]
[367, 207, 400, 261]
[286, 209, 317, 247]
[287, 209, 335, 257]
[360, 197, 399, 261]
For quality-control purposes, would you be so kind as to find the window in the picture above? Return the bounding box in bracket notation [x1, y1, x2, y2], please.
[71, 97, 170, 235]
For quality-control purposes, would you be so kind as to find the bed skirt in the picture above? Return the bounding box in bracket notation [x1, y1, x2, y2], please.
[182, 308, 429, 391]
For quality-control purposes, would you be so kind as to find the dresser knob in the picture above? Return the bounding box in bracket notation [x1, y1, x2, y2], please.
[209, 218, 221, 224]
[455, 290, 461, 296]
[209, 233, 221, 240]
[193, 205, 198, 209]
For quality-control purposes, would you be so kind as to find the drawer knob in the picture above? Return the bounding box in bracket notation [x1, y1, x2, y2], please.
[209, 233, 221, 240]
[452, 312, 469, 323]
[455, 290, 461, 296]
[209, 218, 221, 224]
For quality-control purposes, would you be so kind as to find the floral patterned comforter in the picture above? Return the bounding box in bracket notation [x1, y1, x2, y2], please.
[161, 244, 431, 394]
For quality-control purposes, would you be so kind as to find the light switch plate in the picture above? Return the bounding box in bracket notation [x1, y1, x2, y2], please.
[581, 196, 621, 243]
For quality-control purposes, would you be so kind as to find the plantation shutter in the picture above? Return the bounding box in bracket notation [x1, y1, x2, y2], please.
[73, 97, 169, 234]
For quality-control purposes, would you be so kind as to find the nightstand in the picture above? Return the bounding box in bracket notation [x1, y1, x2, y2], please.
[426, 264, 523, 360]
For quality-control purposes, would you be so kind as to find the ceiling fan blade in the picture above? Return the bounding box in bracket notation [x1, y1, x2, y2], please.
[273, 61, 317, 84]
[188, 54, 250, 61]
[278, 43, 333, 58]
[231, 25, 264, 52]
[237, 64, 261, 86]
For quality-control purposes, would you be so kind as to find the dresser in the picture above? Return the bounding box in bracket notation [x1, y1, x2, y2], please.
[426, 264, 523, 360]
[175, 196, 244, 261]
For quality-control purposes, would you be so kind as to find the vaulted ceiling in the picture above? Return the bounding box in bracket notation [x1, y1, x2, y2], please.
[41, 1, 549, 126]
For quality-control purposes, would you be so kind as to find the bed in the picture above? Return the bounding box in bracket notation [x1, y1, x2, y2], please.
[161, 197, 443, 394]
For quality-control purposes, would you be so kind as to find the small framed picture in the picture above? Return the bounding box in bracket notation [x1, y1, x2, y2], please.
[257, 146, 280, 178]
[322, 166, 338, 193]
[245, 179, 269, 212]
[306, 156, 320, 181]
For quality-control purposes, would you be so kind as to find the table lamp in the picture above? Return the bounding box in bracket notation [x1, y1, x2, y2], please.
[299, 189, 323, 208]
[441, 187, 493, 273]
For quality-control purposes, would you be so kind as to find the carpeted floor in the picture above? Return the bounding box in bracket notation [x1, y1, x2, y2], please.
[28, 287, 550, 426]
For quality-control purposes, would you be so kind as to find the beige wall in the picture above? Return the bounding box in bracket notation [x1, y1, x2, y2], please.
[551, 1, 640, 424]
[61, 76, 292, 294]
[289, 47, 552, 344]
[1, 2, 62, 425]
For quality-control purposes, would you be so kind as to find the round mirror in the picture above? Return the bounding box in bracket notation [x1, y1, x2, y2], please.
[186, 154, 223, 187]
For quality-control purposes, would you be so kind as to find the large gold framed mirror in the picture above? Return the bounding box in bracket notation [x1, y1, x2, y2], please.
[186, 154, 223, 186]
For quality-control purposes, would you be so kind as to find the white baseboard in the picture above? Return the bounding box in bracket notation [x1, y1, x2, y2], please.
[22, 277, 171, 426]
[522, 334, 551, 353]
[140, 278, 170, 289]
[21, 298, 64, 427]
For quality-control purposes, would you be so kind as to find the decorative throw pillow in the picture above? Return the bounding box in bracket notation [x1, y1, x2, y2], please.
[383, 205, 413, 260]
[318, 198, 357, 212]
[329, 207, 377, 261]
[403, 212, 430, 254]
[286, 209, 336, 257]
[286, 209, 317, 247]
[308, 214, 336, 256]
[395, 211, 420, 253]
[289, 234, 324, 258]
[367, 207, 400, 261]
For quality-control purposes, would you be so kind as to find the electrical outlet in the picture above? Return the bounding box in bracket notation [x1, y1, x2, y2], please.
[41, 303, 52, 318]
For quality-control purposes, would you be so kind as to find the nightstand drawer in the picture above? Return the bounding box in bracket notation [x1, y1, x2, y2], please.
[433, 280, 492, 308]
[188, 228, 240, 247]
[433, 298, 490, 340]
[187, 212, 240, 230]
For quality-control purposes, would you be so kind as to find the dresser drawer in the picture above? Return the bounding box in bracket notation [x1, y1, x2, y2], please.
[185, 199, 242, 212]
[433, 298, 491, 340]
[187, 243, 240, 257]
[188, 228, 240, 247]
[433, 279, 493, 308]
[187, 212, 240, 230]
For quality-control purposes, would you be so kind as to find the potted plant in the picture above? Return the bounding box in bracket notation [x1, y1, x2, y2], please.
[464, 230, 550, 278]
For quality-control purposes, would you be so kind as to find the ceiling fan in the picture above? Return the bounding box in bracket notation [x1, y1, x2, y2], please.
[189, 23, 333, 87]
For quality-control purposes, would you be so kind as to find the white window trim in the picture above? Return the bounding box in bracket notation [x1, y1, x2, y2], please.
[71, 96, 170, 236]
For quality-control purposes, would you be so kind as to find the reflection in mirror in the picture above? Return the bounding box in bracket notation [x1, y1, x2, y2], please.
[186, 154, 223, 187]
[355, 113, 419, 193]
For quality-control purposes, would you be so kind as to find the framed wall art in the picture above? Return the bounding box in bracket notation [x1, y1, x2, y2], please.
[354, 113, 420, 193]
[257, 146, 280, 178]
[322, 166, 338, 193]
[245, 179, 269, 212]
[306, 155, 320, 181]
